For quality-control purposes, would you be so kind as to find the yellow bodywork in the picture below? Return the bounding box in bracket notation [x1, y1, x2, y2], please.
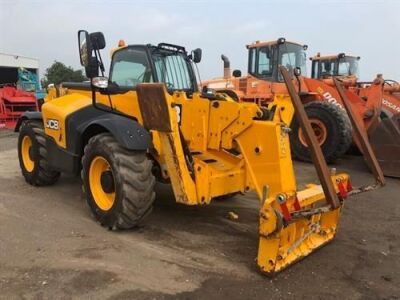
[44, 83, 349, 275]
[43, 88, 144, 148]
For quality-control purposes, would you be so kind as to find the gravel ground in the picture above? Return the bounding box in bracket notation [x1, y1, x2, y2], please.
[0, 130, 399, 299]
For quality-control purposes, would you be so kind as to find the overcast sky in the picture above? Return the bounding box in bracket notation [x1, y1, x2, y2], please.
[1, 0, 399, 81]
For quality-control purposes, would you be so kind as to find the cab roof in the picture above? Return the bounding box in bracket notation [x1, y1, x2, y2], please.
[110, 42, 188, 58]
[246, 39, 304, 49]
[311, 53, 360, 61]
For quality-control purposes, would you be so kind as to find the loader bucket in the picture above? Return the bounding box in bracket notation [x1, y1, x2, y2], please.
[368, 113, 400, 178]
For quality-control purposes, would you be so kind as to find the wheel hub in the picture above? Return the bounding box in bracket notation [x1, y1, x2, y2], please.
[100, 171, 115, 193]
[29, 147, 34, 161]
[298, 119, 328, 147]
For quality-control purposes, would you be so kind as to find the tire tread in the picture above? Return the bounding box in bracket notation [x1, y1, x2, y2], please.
[81, 133, 155, 230]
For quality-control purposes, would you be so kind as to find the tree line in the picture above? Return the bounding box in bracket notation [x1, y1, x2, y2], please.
[41, 61, 87, 88]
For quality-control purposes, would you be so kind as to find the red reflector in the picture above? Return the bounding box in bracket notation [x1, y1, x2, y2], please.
[338, 182, 348, 199]
[294, 196, 301, 211]
[280, 203, 292, 221]
[347, 180, 353, 192]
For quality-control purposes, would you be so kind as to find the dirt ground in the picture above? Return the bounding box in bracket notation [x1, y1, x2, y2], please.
[0, 129, 399, 300]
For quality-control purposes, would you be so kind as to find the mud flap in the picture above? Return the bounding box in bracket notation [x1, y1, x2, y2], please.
[368, 113, 400, 178]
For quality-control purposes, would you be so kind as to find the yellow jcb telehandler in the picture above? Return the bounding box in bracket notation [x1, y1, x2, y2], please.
[16, 30, 358, 275]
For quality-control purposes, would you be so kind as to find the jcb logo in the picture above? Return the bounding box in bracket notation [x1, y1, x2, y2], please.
[46, 119, 59, 130]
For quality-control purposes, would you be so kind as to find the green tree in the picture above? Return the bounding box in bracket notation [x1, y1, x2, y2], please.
[41, 61, 87, 88]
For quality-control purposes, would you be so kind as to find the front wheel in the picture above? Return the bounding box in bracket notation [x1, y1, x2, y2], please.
[290, 101, 352, 163]
[81, 133, 155, 230]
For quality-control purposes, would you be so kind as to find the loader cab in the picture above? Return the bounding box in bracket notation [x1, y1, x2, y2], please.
[311, 54, 360, 79]
[78, 30, 201, 96]
[247, 38, 307, 82]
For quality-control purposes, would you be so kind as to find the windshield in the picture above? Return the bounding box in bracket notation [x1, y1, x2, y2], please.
[152, 49, 194, 91]
[278, 43, 307, 80]
[110, 47, 195, 91]
[110, 48, 154, 88]
[318, 60, 336, 78]
[337, 57, 359, 77]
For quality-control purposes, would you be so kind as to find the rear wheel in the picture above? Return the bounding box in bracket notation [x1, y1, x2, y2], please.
[18, 120, 60, 185]
[81, 133, 155, 230]
[290, 101, 352, 163]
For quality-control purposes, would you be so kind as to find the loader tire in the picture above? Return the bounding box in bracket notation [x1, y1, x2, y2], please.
[290, 101, 352, 163]
[81, 133, 155, 230]
[18, 120, 60, 186]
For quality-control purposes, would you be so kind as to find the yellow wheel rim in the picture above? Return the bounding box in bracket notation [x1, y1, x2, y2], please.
[89, 156, 116, 211]
[21, 135, 35, 172]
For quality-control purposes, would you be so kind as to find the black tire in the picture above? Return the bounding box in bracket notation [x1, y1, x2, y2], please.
[290, 101, 352, 163]
[213, 192, 239, 201]
[18, 120, 60, 186]
[81, 133, 155, 230]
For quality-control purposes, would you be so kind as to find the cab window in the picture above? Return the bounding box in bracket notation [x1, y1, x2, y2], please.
[110, 48, 153, 88]
[277, 43, 307, 81]
[153, 53, 192, 90]
[249, 48, 256, 74]
[312, 61, 319, 78]
[281, 52, 296, 70]
[257, 47, 272, 76]
[321, 60, 335, 77]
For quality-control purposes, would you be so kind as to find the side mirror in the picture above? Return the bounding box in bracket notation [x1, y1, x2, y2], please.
[232, 69, 242, 77]
[192, 48, 202, 63]
[294, 67, 301, 77]
[92, 76, 109, 89]
[90, 32, 106, 50]
[78, 30, 91, 67]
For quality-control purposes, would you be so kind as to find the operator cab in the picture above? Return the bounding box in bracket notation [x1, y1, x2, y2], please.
[109, 43, 200, 95]
[78, 30, 202, 96]
[246, 38, 307, 82]
[311, 53, 360, 79]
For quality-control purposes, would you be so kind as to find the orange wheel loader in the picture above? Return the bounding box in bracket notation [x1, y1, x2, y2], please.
[203, 38, 385, 167]
[310, 53, 400, 178]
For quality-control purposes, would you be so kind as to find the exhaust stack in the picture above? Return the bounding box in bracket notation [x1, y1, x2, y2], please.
[221, 54, 231, 79]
